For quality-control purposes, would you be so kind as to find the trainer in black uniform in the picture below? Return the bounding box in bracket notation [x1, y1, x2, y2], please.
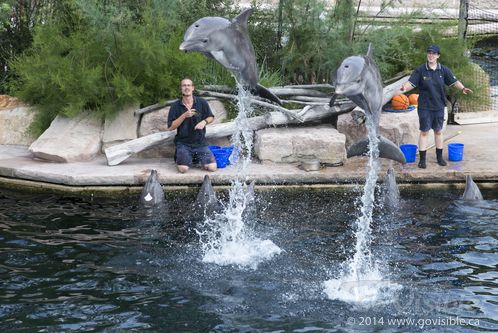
[399, 45, 472, 168]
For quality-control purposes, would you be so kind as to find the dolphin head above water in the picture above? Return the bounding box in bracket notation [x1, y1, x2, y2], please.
[462, 175, 483, 201]
[140, 170, 165, 207]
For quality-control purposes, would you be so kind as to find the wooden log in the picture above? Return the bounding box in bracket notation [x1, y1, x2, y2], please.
[268, 87, 328, 97]
[382, 75, 410, 105]
[196, 89, 303, 121]
[104, 102, 355, 166]
[280, 84, 334, 89]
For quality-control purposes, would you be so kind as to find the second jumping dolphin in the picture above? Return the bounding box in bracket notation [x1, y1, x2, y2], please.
[334, 44, 406, 164]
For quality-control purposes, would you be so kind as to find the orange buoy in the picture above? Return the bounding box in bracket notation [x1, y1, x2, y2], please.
[408, 93, 419, 105]
[391, 94, 410, 110]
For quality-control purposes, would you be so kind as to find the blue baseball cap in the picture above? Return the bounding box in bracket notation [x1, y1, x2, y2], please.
[427, 44, 440, 54]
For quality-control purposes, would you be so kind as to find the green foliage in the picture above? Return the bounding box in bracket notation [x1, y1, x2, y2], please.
[11, 0, 209, 136]
[5, 0, 492, 136]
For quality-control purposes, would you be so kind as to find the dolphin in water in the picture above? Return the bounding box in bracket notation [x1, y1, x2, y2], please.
[140, 169, 165, 207]
[194, 175, 222, 215]
[382, 167, 400, 210]
[180, 8, 282, 105]
[334, 44, 406, 164]
[462, 175, 483, 200]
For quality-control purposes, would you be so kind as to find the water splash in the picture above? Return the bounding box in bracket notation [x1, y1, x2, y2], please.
[196, 85, 282, 269]
[324, 118, 401, 305]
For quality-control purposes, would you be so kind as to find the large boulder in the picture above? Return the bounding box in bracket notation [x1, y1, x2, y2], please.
[137, 99, 228, 158]
[254, 125, 346, 164]
[102, 105, 140, 152]
[0, 106, 36, 145]
[29, 113, 103, 162]
[337, 108, 420, 148]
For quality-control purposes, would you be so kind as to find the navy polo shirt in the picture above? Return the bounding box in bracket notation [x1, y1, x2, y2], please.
[408, 63, 458, 111]
[167, 96, 214, 147]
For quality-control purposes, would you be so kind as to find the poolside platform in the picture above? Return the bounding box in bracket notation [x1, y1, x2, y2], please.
[0, 123, 497, 194]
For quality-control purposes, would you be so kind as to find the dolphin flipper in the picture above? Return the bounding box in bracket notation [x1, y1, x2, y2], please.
[347, 136, 406, 164]
[378, 136, 406, 164]
[254, 84, 282, 105]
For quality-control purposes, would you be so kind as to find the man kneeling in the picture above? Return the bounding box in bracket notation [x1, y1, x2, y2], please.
[167, 78, 217, 173]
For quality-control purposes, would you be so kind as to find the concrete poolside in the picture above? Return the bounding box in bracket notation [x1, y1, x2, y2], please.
[0, 123, 497, 194]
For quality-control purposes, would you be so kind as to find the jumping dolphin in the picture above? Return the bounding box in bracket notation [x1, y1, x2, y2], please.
[140, 170, 165, 207]
[180, 8, 282, 105]
[382, 167, 400, 210]
[194, 175, 222, 215]
[462, 175, 483, 200]
[334, 44, 406, 164]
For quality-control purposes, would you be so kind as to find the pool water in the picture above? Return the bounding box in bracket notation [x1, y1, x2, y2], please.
[0, 186, 496, 332]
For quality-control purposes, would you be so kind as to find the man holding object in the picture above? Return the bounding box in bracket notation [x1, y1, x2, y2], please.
[168, 78, 217, 173]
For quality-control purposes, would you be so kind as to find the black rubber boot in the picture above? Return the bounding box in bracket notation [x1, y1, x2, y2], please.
[436, 148, 447, 166]
[418, 150, 427, 169]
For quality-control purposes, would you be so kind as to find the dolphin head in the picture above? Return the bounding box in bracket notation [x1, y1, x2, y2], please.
[462, 175, 484, 200]
[141, 169, 165, 207]
[334, 56, 367, 96]
[179, 16, 230, 53]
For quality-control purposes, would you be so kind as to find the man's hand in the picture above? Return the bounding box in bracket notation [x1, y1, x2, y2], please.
[195, 119, 207, 130]
[184, 108, 196, 118]
[462, 87, 473, 95]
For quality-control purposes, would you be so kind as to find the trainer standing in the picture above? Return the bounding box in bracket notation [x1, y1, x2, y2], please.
[168, 78, 216, 173]
[399, 44, 472, 168]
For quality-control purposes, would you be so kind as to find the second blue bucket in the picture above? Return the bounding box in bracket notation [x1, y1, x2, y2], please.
[448, 143, 464, 161]
[400, 144, 418, 163]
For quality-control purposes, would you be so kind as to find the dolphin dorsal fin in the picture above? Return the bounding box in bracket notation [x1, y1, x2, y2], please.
[233, 8, 253, 29]
[366, 43, 374, 58]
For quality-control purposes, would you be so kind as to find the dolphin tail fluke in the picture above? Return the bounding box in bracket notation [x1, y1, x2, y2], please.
[255, 84, 282, 105]
[347, 136, 406, 164]
[347, 138, 369, 159]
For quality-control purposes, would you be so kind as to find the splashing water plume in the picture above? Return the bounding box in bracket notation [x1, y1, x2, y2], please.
[197, 85, 282, 269]
[324, 118, 401, 305]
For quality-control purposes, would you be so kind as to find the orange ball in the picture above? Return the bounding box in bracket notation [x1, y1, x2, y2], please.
[391, 94, 410, 110]
[408, 94, 419, 105]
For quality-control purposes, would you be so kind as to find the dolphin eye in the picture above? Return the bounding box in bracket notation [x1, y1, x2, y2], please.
[345, 65, 349, 68]
[195, 24, 199, 28]
[203, 39, 208, 43]
[356, 79, 361, 83]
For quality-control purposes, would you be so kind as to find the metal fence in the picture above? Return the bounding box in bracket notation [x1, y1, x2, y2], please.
[456, 3, 498, 114]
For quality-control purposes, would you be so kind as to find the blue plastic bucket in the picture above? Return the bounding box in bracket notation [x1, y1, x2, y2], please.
[210, 148, 230, 168]
[448, 143, 464, 161]
[400, 144, 418, 163]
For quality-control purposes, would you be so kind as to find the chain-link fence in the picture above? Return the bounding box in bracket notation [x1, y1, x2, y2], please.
[457, 4, 498, 114]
